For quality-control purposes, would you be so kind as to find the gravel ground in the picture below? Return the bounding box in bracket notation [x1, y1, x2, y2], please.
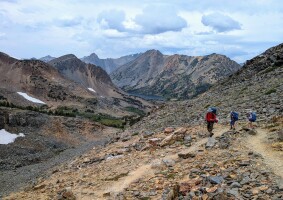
[0, 138, 109, 198]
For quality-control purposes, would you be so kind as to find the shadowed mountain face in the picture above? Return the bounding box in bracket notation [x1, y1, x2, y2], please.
[81, 53, 141, 74]
[110, 50, 241, 99]
[48, 54, 115, 97]
[0, 52, 101, 108]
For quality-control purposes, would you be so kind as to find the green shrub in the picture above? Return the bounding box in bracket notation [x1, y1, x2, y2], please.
[125, 107, 146, 116]
[265, 88, 277, 95]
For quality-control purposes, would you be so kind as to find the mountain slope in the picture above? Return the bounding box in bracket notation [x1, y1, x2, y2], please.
[0, 52, 151, 116]
[81, 53, 141, 73]
[0, 52, 93, 108]
[49, 54, 116, 97]
[110, 50, 241, 99]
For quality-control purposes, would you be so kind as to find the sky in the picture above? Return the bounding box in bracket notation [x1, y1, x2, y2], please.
[0, 0, 282, 63]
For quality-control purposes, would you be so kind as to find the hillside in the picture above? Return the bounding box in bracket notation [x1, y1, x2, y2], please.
[110, 50, 241, 99]
[49, 54, 116, 98]
[81, 53, 141, 74]
[0, 52, 92, 108]
[128, 43, 283, 133]
[0, 51, 153, 197]
[3, 44, 282, 199]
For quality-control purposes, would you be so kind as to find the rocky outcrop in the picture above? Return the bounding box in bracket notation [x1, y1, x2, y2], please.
[111, 50, 241, 99]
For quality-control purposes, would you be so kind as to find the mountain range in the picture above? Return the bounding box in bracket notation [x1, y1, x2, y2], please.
[0, 52, 150, 117]
[110, 50, 241, 99]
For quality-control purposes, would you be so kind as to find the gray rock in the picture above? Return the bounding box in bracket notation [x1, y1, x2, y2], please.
[162, 158, 176, 167]
[184, 135, 192, 144]
[230, 182, 242, 188]
[227, 188, 239, 197]
[143, 131, 154, 138]
[206, 137, 216, 149]
[208, 176, 224, 184]
[240, 176, 251, 185]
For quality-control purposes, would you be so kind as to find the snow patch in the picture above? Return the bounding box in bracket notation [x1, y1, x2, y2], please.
[0, 129, 25, 144]
[88, 88, 96, 93]
[17, 92, 46, 104]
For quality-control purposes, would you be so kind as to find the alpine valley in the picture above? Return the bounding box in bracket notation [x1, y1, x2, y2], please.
[0, 43, 282, 200]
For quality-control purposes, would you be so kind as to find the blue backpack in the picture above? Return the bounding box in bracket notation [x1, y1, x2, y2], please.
[251, 112, 256, 122]
[209, 107, 217, 115]
[231, 112, 239, 121]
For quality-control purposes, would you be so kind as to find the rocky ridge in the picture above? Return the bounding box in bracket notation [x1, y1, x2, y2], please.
[111, 50, 241, 99]
[81, 53, 141, 74]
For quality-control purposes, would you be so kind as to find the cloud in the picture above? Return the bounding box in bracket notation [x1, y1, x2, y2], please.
[55, 17, 83, 27]
[0, 32, 6, 39]
[201, 13, 241, 32]
[0, 0, 18, 3]
[134, 5, 187, 34]
[97, 10, 126, 32]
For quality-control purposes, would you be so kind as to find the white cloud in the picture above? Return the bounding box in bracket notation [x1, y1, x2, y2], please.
[97, 10, 126, 32]
[134, 5, 187, 34]
[0, 0, 282, 63]
[201, 13, 241, 32]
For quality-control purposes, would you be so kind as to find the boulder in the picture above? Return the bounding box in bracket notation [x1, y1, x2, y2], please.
[160, 128, 186, 147]
[164, 127, 174, 134]
[206, 137, 216, 149]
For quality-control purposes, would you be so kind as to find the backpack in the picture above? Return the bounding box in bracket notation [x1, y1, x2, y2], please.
[209, 107, 217, 115]
[231, 111, 239, 121]
[251, 112, 256, 122]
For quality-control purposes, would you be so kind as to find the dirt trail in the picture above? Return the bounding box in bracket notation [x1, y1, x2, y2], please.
[245, 128, 283, 178]
[98, 125, 229, 198]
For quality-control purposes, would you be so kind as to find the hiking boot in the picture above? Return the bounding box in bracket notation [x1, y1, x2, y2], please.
[209, 132, 214, 137]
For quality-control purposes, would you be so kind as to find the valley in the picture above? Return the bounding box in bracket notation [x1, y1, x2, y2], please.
[0, 43, 282, 199]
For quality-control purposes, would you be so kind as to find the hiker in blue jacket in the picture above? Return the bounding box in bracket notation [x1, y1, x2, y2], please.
[230, 111, 239, 130]
[247, 111, 257, 128]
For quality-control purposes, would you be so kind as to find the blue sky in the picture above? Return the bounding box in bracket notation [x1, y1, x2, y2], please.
[0, 0, 282, 63]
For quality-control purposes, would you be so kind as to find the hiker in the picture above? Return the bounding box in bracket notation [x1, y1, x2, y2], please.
[205, 107, 218, 137]
[230, 111, 239, 130]
[247, 111, 256, 128]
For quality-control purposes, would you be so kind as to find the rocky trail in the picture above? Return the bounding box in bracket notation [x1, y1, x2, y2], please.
[245, 128, 283, 178]
[100, 126, 229, 197]
[4, 122, 283, 200]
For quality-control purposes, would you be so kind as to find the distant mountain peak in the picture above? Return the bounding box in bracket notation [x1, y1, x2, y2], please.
[81, 52, 141, 73]
[39, 55, 56, 63]
[111, 51, 241, 99]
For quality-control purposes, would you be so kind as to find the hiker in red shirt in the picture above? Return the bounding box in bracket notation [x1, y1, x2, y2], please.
[205, 108, 218, 137]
